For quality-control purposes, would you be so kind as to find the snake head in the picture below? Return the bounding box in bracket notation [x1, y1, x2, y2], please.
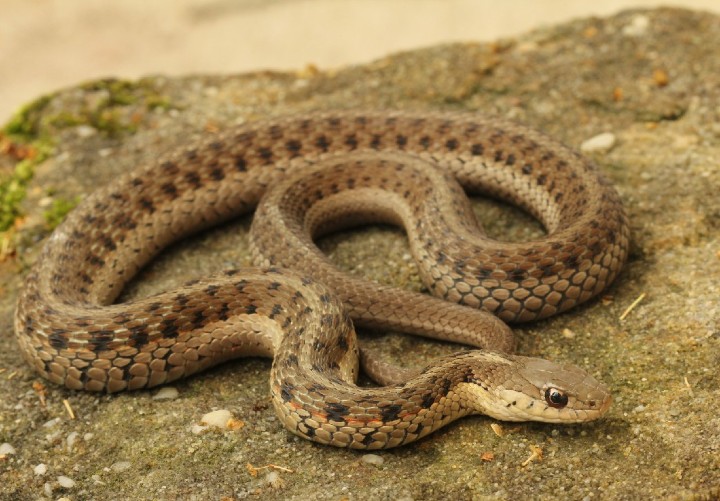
[456, 352, 612, 423]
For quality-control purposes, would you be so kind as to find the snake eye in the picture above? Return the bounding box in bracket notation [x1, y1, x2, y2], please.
[545, 387, 569, 408]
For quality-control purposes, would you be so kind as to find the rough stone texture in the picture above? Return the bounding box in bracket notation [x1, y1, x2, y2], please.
[1, 7, 719, 500]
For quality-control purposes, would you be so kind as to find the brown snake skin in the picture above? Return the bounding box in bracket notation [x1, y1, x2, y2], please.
[15, 111, 629, 449]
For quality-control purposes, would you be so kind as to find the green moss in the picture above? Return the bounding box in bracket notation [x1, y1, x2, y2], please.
[0, 141, 53, 232]
[0, 78, 173, 235]
[3, 94, 54, 141]
[42, 196, 80, 230]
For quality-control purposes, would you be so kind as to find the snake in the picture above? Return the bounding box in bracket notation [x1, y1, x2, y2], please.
[14, 110, 629, 449]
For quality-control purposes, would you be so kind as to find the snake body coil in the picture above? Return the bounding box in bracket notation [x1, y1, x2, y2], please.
[15, 111, 628, 449]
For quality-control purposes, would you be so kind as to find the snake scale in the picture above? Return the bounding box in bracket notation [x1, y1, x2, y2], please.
[15, 111, 629, 449]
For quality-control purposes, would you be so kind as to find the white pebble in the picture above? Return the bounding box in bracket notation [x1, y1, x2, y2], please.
[43, 482, 53, 497]
[580, 132, 616, 153]
[200, 409, 233, 429]
[622, 14, 649, 37]
[34, 463, 48, 476]
[0, 443, 16, 455]
[43, 417, 61, 428]
[111, 461, 131, 472]
[361, 454, 384, 466]
[66, 431, 79, 452]
[190, 424, 208, 435]
[57, 475, 76, 488]
[75, 125, 97, 138]
[84, 433, 94, 442]
[153, 387, 179, 400]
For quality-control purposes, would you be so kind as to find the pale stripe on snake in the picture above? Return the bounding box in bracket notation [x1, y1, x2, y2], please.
[15, 111, 628, 449]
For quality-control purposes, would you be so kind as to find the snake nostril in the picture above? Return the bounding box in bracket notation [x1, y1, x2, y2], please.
[589, 400, 596, 407]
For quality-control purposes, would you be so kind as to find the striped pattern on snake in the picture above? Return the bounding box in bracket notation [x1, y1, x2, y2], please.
[15, 111, 628, 449]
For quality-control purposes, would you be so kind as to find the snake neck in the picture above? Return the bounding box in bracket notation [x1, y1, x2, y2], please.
[270, 348, 503, 449]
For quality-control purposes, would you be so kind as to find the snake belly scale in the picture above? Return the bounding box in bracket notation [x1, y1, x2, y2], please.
[15, 111, 628, 449]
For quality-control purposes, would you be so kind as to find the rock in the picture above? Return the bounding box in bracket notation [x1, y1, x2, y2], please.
[361, 454, 384, 466]
[200, 410, 233, 429]
[152, 387, 179, 400]
[34, 463, 47, 476]
[580, 132, 616, 153]
[57, 476, 75, 488]
[0, 443, 16, 455]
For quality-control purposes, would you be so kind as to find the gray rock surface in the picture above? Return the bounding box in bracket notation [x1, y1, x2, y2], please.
[1, 7, 718, 500]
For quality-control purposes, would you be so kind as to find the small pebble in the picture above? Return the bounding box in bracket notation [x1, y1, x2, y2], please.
[580, 132, 616, 153]
[34, 463, 48, 476]
[153, 387, 179, 400]
[201, 409, 233, 429]
[57, 475, 76, 488]
[0, 443, 16, 455]
[66, 431, 79, 452]
[361, 454, 384, 466]
[111, 461, 131, 472]
[622, 14, 650, 37]
[190, 424, 208, 435]
[75, 125, 97, 138]
[43, 417, 61, 428]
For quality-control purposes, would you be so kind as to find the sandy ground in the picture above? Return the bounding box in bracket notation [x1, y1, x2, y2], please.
[2, 0, 720, 123]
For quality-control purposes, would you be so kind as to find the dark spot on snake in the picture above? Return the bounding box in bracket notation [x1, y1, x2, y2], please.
[109, 192, 124, 201]
[361, 433, 375, 447]
[245, 304, 257, 314]
[48, 331, 68, 350]
[413, 422, 425, 437]
[494, 150, 503, 162]
[210, 168, 225, 181]
[510, 269, 527, 281]
[148, 302, 162, 312]
[79, 287, 89, 295]
[184, 171, 202, 188]
[79, 273, 93, 284]
[421, 392, 435, 409]
[563, 254, 580, 268]
[346, 178, 355, 189]
[557, 160, 568, 170]
[87, 255, 105, 267]
[131, 178, 143, 187]
[419, 135, 431, 149]
[258, 147, 273, 163]
[191, 310, 205, 328]
[217, 303, 230, 321]
[380, 404, 403, 422]
[522, 164, 533, 175]
[139, 197, 155, 214]
[161, 320, 180, 338]
[280, 382, 294, 402]
[344, 134, 358, 150]
[470, 143, 484, 156]
[285, 139, 302, 155]
[209, 140, 224, 150]
[235, 156, 247, 172]
[162, 161, 180, 174]
[129, 325, 149, 347]
[268, 125, 283, 139]
[161, 182, 178, 199]
[555, 192, 564, 202]
[445, 138, 458, 151]
[396, 134, 407, 148]
[185, 150, 197, 161]
[315, 135, 330, 152]
[370, 134, 382, 149]
[268, 281, 281, 290]
[337, 334, 348, 351]
[301, 277, 313, 285]
[325, 402, 350, 422]
[269, 304, 283, 318]
[505, 154, 516, 166]
[321, 314, 334, 326]
[319, 293, 331, 303]
[540, 264, 555, 277]
[438, 378, 452, 396]
[327, 117, 341, 128]
[311, 363, 323, 373]
[82, 214, 97, 224]
[312, 340, 326, 351]
[537, 174, 547, 186]
[204, 285, 219, 296]
[100, 235, 117, 251]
